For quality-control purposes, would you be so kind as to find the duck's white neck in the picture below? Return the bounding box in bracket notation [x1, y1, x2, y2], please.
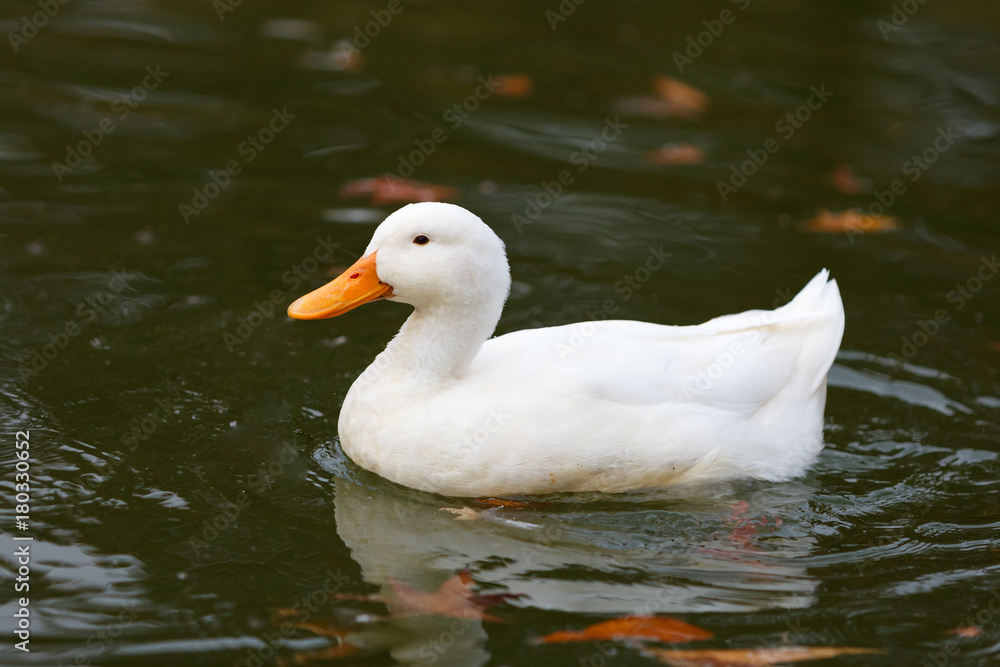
[379, 297, 504, 385]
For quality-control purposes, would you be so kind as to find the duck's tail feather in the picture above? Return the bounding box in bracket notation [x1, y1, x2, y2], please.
[778, 269, 845, 395]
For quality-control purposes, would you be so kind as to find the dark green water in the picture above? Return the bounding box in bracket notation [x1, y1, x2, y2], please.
[1, 1, 999, 665]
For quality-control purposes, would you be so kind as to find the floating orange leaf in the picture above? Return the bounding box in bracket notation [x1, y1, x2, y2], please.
[829, 164, 871, 195]
[494, 74, 534, 98]
[645, 143, 705, 166]
[539, 616, 713, 644]
[653, 75, 710, 119]
[339, 176, 459, 205]
[947, 626, 981, 638]
[646, 646, 884, 666]
[801, 209, 900, 234]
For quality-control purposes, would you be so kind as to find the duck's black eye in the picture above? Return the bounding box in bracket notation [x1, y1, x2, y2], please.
[413, 235, 429, 245]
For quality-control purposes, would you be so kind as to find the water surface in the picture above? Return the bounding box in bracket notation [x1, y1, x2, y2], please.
[1, 1, 999, 665]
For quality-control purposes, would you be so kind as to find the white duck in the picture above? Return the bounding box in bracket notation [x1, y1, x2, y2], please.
[288, 202, 845, 497]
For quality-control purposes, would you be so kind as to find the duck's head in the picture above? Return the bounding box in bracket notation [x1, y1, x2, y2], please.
[287, 202, 511, 319]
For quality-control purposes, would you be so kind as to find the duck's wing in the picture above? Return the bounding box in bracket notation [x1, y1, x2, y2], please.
[473, 270, 844, 415]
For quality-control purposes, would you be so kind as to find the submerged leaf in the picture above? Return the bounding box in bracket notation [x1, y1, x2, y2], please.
[829, 164, 871, 195]
[494, 74, 534, 98]
[647, 646, 884, 666]
[653, 75, 710, 119]
[281, 639, 356, 666]
[470, 497, 549, 510]
[645, 144, 705, 166]
[721, 501, 783, 548]
[339, 176, 459, 205]
[801, 209, 900, 234]
[539, 615, 713, 644]
[947, 626, 981, 638]
[271, 616, 358, 665]
[297, 40, 365, 73]
[613, 95, 678, 119]
[388, 571, 509, 622]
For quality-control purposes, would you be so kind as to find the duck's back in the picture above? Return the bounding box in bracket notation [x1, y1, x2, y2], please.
[457, 270, 845, 493]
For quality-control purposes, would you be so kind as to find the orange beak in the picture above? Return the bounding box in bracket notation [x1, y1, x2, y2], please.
[287, 252, 393, 320]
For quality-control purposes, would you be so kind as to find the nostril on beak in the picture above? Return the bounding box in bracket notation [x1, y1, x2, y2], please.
[349, 272, 361, 280]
